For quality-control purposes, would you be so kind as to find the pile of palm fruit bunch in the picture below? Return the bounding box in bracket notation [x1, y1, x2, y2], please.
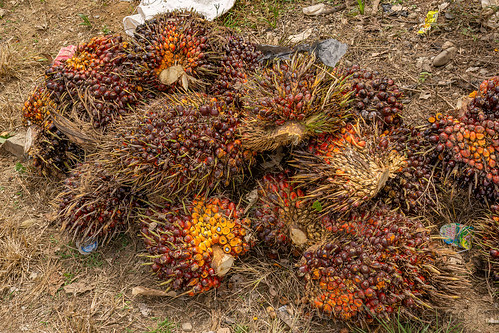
[19, 8, 488, 328]
[140, 196, 252, 295]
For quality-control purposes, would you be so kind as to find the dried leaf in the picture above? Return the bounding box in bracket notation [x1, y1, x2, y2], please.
[132, 286, 177, 297]
[63, 282, 94, 295]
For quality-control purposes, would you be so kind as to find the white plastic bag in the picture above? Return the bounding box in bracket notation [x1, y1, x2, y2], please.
[123, 0, 236, 36]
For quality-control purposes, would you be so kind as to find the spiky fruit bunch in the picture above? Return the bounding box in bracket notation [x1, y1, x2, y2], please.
[140, 196, 252, 295]
[240, 53, 351, 152]
[129, 11, 217, 92]
[251, 171, 326, 254]
[292, 123, 406, 215]
[298, 207, 468, 323]
[44, 34, 139, 128]
[464, 76, 499, 121]
[338, 65, 403, 129]
[209, 35, 262, 104]
[56, 162, 143, 243]
[28, 124, 84, 177]
[476, 205, 499, 286]
[378, 125, 438, 213]
[106, 94, 255, 198]
[22, 87, 58, 129]
[426, 113, 499, 201]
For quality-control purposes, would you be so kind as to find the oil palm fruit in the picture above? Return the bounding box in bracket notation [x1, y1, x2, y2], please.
[44, 34, 139, 128]
[140, 196, 252, 295]
[297, 206, 468, 323]
[22, 86, 59, 129]
[240, 53, 351, 152]
[338, 65, 404, 130]
[129, 11, 218, 93]
[56, 161, 144, 243]
[476, 205, 499, 289]
[103, 94, 255, 198]
[251, 171, 328, 255]
[209, 35, 263, 105]
[291, 123, 406, 215]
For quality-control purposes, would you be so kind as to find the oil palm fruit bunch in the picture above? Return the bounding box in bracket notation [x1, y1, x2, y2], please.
[28, 124, 84, 178]
[209, 35, 263, 105]
[476, 205, 499, 288]
[240, 53, 351, 152]
[465, 76, 499, 121]
[129, 11, 218, 93]
[297, 206, 468, 323]
[56, 161, 144, 243]
[140, 196, 252, 295]
[22, 86, 59, 129]
[337, 65, 404, 130]
[44, 34, 140, 128]
[104, 94, 255, 198]
[378, 125, 439, 213]
[426, 113, 499, 202]
[251, 171, 329, 255]
[291, 123, 406, 215]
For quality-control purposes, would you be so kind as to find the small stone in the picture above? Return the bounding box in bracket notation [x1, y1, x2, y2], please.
[217, 328, 230, 333]
[1, 132, 26, 158]
[0, 8, 6, 18]
[407, 12, 417, 20]
[432, 47, 457, 67]
[303, 4, 327, 16]
[182, 322, 193, 332]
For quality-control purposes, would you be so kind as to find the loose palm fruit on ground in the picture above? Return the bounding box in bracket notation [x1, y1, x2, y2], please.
[129, 11, 218, 93]
[426, 111, 499, 202]
[104, 94, 255, 198]
[291, 123, 406, 215]
[22, 86, 59, 129]
[28, 124, 84, 178]
[476, 205, 499, 289]
[378, 125, 439, 213]
[140, 196, 252, 295]
[297, 206, 468, 323]
[240, 53, 351, 152]
[56, 161, 144, 243]
[44, 34, 140, 128]
[209, 35, 262, 105]
[251, 171, 328, 255]
[337, 65, 404, 130]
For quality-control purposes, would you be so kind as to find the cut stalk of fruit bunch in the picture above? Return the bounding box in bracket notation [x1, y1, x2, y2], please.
[291, 122, 406, 215]
[101, 93, 256, 198]
[240, 53, 352, 152]
[297, 206, 469, 323]
[140, 196, 253, 295]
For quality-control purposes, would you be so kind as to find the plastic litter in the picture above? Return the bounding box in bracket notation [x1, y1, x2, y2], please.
[76, 238, 99, 255]
[417, 10, 439, 34]
[123, 0, 236, 36]
[440, 223, 473, 250]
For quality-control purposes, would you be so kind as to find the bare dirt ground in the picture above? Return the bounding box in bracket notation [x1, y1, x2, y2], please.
[0, 0, 498, 332]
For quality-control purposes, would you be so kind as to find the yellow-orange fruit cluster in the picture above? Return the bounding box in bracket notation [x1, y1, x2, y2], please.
[22, 86, 58, 129]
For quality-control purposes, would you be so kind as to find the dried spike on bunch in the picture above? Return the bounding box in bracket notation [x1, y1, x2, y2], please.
[102, 93, 255, 198]
[209, 35, 263, 105]
[140, 196, 252, 296]
[476, 205, 499, 290]
[291, 122, 406, 215]
[28, 123, 84, 178]
[240, 53, 351, 152]
[251, 171, 328, 255]
[44, 34, 140, 128]
[55, 161, 144, 243]
[129, 11, 219, 93]
[22, 86, 60, 129]
[425, 78, 499, 202]
[337, 65, 404, 130]
[378, 125, 440, 213]
[297, 206, 469, 324]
